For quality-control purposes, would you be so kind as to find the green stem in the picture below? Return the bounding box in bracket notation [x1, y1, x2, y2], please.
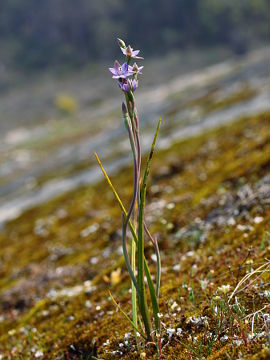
[131, 211, 137, 339]
[138, 118, 162, 336]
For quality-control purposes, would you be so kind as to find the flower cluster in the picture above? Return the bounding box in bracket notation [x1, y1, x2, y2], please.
[109, 38, 143, 93]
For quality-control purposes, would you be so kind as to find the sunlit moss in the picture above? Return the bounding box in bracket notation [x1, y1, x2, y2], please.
[0, 111, 270, 358]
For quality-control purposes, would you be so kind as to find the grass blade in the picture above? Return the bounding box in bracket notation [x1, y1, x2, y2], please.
[109, 291, 146, 340]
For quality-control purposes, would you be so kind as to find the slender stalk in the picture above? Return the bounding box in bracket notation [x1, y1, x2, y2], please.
[122, 108, 140, 294]
[138, 118, 162, 336]
[131, 219, 137, 337]
[144, 224, 161, 299]
[127, 96, 154, 339]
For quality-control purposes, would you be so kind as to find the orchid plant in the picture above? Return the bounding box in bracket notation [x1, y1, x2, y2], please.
[95, 38, 161, 352]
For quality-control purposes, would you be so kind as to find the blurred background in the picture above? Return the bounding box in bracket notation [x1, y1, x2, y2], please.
[1, 0, 270, 226]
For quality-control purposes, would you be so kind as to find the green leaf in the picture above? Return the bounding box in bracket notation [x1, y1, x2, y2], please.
[137, 118, 162, 338]
[109, 291, 147, 340]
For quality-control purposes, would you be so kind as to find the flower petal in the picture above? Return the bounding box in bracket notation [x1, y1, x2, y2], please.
[132, 50, 140, 56]
[114, 60, 121, 70]
[109, 67, 118, 75]
[122, 62, 128, 72]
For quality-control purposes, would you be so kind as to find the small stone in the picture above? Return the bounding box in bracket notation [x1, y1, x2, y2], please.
[151, 254, 157, 262]
[80, 223, 99, 238]
[85, 300, 92, 309]
[227, 217, 236, 226]
[172, 264, 180, 271]
[171, 301, 178, 310]
[35, 350, 44, 358]
[254, 216, 263, 224]
[90, 257, 98, 265]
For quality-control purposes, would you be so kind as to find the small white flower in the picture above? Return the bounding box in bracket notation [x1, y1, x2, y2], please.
[171, 301, 178, 310]
[220, 335, 228, 342]
[167, 328, 175, 338]
[217, 284, 231, 294]
[263, 313, 270, 323]
[176, 328, 183, 336]
[200, 279, 209, 291]
[157, 313, 163, 318]
[188, 315, 208, 325]
[233, 339, 243, 346]
[119, 343, 124, 348]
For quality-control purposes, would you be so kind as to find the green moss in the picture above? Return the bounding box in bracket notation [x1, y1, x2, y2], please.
[0, 111, 270, 358]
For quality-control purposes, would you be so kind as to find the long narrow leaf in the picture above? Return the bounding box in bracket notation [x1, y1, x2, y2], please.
[144, 224, 161, 298]
[95, 152, 160, 330]
[94, 152, 137, 241]
[121, 110, 140, 294]
[138, 118, 162, 332]
[137, 118, 162, 338]
[109, 291, 146, 340]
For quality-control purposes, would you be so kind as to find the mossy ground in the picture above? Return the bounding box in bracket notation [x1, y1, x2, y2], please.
[0, 112, 270, 359]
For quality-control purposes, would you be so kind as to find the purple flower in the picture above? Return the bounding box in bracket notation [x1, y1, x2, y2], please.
[109, 60, 133, 79]
[119, 79, 138, 92]
[121, 45, 144, 59]
[132, 63, 143, 75]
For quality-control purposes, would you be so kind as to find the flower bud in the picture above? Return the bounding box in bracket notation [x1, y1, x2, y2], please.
[133, 63, 139, 73]
[125, 45, 133, 57]
[117, 38, 126, 49]
[122, 102, 128, 114]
